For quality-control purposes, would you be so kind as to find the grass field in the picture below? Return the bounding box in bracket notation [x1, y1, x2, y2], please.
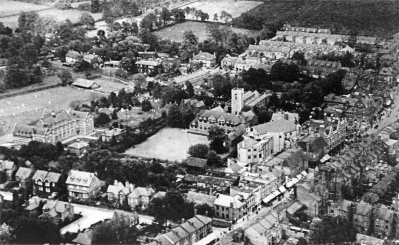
[124, 128, 209, 162]
[154, 21, 260, 42]
[0, 0, 53, 17]
[0, 86, 99, 137]
[180, 0, 263, 22]
[0, 8, 102, 29]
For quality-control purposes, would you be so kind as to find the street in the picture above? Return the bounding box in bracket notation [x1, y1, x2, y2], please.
[368, 86, 399, 134]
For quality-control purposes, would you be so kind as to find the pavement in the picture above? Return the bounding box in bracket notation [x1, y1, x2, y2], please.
[60, 203, 154, 234]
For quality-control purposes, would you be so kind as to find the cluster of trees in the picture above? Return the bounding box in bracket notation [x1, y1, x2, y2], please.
[188, 144, 222, 168]
[148, 190, 195, 226]
[232, 1, 399, 37]
[308, 216, 357, 244]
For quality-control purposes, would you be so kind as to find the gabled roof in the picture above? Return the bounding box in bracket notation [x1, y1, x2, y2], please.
[66, 170, 98, 187]
[0, 160, 15, 171]
[72, 78, 98, 89]
[16, 167, 33, 179]
[193, 52, 215, 61]
[198, 110, 242, 125]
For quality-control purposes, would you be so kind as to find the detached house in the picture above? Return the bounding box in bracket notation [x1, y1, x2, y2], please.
[192, 52, 216, 68]
[374, 204, 395, 237]
[66, 170, 102, 199]
[40, 200, 74, 225]
[32, 170, 62, 198]
[128, 186, 155, 210]
[15, 167, 34, 188]
[0, 160, 17, 183]
[237, 135, 273, 164]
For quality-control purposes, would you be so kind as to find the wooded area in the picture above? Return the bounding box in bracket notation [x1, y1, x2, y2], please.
[232, 0, 399, 37]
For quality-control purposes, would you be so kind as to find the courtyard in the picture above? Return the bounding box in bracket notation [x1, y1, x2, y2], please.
[124, 128, 209, 162]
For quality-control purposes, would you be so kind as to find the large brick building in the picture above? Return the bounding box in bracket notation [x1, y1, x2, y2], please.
[12, 109, 94, 145]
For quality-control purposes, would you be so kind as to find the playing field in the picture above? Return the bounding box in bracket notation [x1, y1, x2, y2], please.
[0, 86, 99, 136]
[0, 0, 53, 17]
[154, 21, 260, 42]
[0, 8, 102, 29]
[180, 0, 263, 22]
[124, 128, 209, 162]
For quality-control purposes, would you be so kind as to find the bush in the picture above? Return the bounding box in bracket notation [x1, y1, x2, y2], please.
[77, 2, 91, 11]
[115, 69, 128, 79]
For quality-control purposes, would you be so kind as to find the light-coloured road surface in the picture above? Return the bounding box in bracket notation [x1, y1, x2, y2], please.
[61, 204, 154, 234]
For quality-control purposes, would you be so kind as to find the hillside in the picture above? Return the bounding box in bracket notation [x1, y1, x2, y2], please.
[232, 0, 399, 37]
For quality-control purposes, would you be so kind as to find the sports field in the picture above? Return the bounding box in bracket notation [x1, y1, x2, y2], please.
[124, 128, 209, 162]
[181, 0, 263, 22]
[0, 0, 53, 17]
[0, 7, 102, 30]
[154, 21, 260, 42]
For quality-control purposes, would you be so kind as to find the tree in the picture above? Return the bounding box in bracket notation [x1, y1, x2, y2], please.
[213, 13, 218, 21]
[308, 216, 357, 244]
[164, 190, 194, 222]
[171, 9, 185, 23]
[208, 124, 225, 142]
[207, 151, 221, 167]
[14, 215, 61, 244]
[220, 11, 232, 24]
[167, 104, 183, 128]
[80, 13, 95, 29]
[186, 81, 195, 97]
[302, 82, 324, 108]
[140, 13, 158, 31]
[148, 197, 168, 226]
[0, 223, 13, 244]
[196, 203, 215, 217]
[20, 43, 39, 67]
[132, 73, 146, 87]
[188, 144, 209, 159]
[141, 100, 152, 112]
[211, 73, 232, 98]
[55, 0, 71, 9]
[94, 113, 111, 126]
[56, 141, 64, 155]
[73, 59, 91, 72]
[160, 7, 172, 26]
[91, 0, 101, 13]
[208, 125, 226, 154]
[58, 70, 73, 86]
[18, 11, 39, 31]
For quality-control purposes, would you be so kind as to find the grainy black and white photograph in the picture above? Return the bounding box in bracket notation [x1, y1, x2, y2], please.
[0, 0, 397, 243]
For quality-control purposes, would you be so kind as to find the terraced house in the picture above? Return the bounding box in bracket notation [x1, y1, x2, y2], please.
[149, 215, 212, 245]
[12, 109, 94, 145]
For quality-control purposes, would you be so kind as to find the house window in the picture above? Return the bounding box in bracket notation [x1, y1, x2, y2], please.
[46, 188, 50, 193]
[248, 156, 251, 160]
[39, 187, 43, 191]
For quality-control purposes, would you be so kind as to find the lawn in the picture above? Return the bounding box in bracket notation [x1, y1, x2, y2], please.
[124, 128, 209, 162]
[154, 21, 260, 42]
[0, 8, 102, 30]
[0, 0, 53, 17]
[0, 86, 99, 135]
[180, 0, 263, 21]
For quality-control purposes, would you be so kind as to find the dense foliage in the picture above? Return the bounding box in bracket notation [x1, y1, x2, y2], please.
[232, 1, 399, 37]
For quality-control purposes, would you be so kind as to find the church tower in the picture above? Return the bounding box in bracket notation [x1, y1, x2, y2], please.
[231, 88, 244, 116]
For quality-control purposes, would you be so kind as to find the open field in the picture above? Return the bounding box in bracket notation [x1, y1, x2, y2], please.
[154, 21, 260, 42]
[0, 8, 102, 29]
[0, 86, 99, 137]
[180, 0, 263, 22]
[116, 102, 162, 128]
[125, 128, 209, 162]
[0, 0, 53, 17]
